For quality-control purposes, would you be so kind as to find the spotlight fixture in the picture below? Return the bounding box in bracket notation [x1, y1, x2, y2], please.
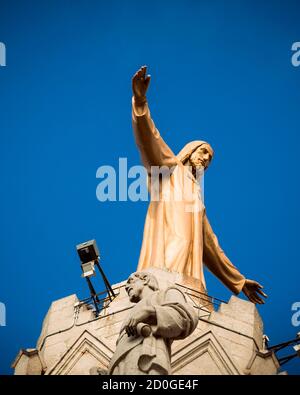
[76, 239, 115, 315]
[268, 332, 300, 366]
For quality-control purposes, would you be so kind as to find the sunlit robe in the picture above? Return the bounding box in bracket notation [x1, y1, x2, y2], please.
[132, 97, 245, 295]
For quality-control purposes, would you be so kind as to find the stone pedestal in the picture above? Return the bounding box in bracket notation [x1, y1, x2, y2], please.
[12, 268, 280, 375]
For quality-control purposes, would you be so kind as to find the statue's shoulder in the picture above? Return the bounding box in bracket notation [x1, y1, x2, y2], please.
[156, 286, 187, 303]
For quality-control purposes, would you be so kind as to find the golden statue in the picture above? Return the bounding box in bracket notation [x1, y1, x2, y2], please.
[131, 66, 267, 305]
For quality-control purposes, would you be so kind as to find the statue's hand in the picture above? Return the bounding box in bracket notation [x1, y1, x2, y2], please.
[132, 65, 151, 105]
[124, 307, 155, 337]
[242, 279, 268, 304]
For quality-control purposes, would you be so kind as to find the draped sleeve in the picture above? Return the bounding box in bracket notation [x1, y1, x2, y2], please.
[132, 97, 177, 174]
[152, 287, 198, 339]
[203, 212, 246, 295]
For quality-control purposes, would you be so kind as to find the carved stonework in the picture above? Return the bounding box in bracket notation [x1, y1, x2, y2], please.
[12, 268, 280, 375]
[108, 272, 198, 375]
[45, 330, 113, 375]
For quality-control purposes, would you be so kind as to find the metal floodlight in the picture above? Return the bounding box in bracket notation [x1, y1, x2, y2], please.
[76, 239, 100, 264]
[75, 239, 115, 316]
[81, 261, 96, 278]
[269, 333, 300, 366]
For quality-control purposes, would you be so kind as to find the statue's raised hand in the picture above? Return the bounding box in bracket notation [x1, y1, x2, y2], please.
[242, 279, 268, 304]
[132, 65, 151, 105]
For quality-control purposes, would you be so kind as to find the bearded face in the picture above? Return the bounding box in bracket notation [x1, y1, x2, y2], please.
[189, 144, 213, 171]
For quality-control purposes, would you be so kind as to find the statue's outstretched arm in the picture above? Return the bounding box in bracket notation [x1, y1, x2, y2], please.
[202, 212, 246, 295]
[132, 66, 177, 173]
[203, 213, 267, 304]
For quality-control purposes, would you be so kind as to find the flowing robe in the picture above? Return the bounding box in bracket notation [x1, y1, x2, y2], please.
[108, 286, 198, 375]
[132, 97, 245, 295]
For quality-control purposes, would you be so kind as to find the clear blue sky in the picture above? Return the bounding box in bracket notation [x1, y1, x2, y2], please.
[0, 0, 299, 375]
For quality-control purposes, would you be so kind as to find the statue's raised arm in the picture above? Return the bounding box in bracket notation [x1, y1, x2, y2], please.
[132, 66, 267, 306]
[132, 66, 177, 173]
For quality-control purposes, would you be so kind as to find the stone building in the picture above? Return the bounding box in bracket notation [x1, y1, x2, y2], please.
[12, 268, 280, 375]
